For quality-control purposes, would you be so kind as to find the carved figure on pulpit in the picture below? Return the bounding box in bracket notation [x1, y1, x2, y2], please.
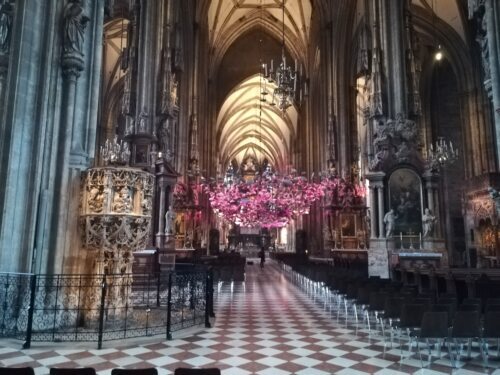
[88, 186, 104, 212]
[422, 208, 436, 238]
[112, 186, 131, 213]
[165, 205, 176, 235]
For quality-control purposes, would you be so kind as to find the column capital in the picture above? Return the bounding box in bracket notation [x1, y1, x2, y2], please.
[365, 171, 386, 182]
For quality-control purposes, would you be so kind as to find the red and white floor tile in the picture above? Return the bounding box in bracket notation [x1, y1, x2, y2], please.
[1, 260, 500, 374]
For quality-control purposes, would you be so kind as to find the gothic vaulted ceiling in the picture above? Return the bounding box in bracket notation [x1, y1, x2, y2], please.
[216, 75, 298, 171]
[209, 0, 310, 172]
[208, 0, 312, 61]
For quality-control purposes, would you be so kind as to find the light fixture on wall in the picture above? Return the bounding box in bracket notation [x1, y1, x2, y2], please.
[431, 0, 443, 62]
[435, 45, 443, 61]
[261, 1, 299, 112]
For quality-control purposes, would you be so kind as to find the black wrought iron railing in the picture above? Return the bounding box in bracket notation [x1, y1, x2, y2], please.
[0, 266, 214, 349]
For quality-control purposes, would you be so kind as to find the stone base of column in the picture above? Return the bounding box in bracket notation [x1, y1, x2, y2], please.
[368, 238, 393, 278]
[158, 234, 176, 273]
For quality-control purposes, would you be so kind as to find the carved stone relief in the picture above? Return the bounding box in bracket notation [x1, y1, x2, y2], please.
[369, 113, 419, 171]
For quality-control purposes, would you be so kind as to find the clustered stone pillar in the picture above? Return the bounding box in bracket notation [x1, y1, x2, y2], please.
[154, 156, 178, 250]
[366, 172, 386, 240]
[369, 185, 377, 238]
[376, 181, 385, 238]
[0, 1, 13, 163]
[366, 171, 389, 278]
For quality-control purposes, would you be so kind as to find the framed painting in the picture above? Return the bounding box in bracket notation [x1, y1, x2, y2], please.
[388, 168, 423, 235]
[340, 214, 356, 237]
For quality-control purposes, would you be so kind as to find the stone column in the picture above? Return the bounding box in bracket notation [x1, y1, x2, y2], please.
[126, 0, 162, 167]
[377, 183, 385, 238]
[369, 185, 377, 238]
[366, 172, 389, 278]
[0, 1, 13, 176]
[422, 170, 440, 228]
[155, 157, 178, 254]
[469, 0, 500, 164]
[485, 0, 500, 156]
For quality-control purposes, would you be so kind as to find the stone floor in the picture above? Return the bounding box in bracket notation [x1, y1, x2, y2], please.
[1, 260, 500, 374]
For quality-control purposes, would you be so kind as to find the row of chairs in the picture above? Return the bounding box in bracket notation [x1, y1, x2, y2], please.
[0, 368, 221, 375]
[284, 264, 500, 368]
[336, 278, 500, 367]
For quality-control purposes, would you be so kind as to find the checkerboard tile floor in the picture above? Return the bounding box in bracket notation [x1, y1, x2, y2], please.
[1, 260, 500, 374]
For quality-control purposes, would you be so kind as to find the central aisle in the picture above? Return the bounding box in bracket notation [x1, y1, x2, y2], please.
[1, 260, 493, 374]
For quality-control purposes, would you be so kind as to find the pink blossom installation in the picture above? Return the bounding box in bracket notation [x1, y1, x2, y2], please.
[203, 169, 325, 228]
[320, 174, 366, 207]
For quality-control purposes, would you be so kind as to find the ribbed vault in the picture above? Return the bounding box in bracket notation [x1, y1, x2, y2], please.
[216, 75, 298, 171]
[208, 0, 312, 75]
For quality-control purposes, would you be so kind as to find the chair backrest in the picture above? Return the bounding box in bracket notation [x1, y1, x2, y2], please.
[174, 368, 221, 375]
[457, 303, 480, 312]
[486, 298, 500, 306]
[357, 286, 371, 304]
[483, 311, 500, 338]
[0, 368, 35, 375]
[451, 311, 481, 338]
[369, 291, 387, 310]
[462, 298, 481, 306]
[437, 297, 457, 308]
[431, 303, 455, 326]
[50, 369, 96, 375]
[420, 311, 448, 338]
[399, 303, 427, 328]
[486, 303, 500, 312]
[111, 369, 158, 375]
[417, 292, 436, 303]
[414, 297, 432, 308]
[383, 297, 403, 319]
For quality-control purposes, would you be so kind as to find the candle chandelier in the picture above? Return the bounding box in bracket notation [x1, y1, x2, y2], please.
[100, 136, 130, 165]
[261, 1, 299, 112]
[427, 137, 459, 169]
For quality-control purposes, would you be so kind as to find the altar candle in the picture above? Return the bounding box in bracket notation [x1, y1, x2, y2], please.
[400, 232, 403, 241]
[419, 232, 422, 243]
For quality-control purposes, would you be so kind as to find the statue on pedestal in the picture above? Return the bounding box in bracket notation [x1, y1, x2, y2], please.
[383, 209, 397, 237]
[165, 205, 176, 235]
[62, 0, 89, 55]
[422, 208, 436, 238]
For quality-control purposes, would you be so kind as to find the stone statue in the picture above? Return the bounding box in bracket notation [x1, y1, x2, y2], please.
[62, 0, 90, 55]
[0, 2, 13, 54]
[165, 205, 176, 235]
[488, 187, 500, 217]
[170, 73, 178, 107]
[422, 208, 436, 238]
[365, 209, 371, 236]
[383, 209, 397, 237]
